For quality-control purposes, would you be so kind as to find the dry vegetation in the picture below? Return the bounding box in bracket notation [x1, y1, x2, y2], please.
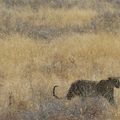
[0, 0, 120, 120]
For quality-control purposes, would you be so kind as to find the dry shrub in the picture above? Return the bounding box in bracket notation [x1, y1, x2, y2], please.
[89, 11, 120, 33]
[2, 0, 117, 10]
[38, 96, 119, 120]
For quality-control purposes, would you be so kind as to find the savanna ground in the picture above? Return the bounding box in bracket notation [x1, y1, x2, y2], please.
[0, 0, 120, 120]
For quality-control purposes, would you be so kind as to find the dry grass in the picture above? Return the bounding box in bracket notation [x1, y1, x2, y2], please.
[0, 33, 120, 119]
[0, 0, 120, 119]
[0, 7, 97, 27]
[17, 7, 97, 27]
[0, 6, 98, 40]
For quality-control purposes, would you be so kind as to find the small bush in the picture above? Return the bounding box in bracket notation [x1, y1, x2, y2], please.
[89, 11, 120, 33]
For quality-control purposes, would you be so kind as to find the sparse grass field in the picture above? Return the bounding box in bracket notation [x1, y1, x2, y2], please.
[0, 0, 120, 120]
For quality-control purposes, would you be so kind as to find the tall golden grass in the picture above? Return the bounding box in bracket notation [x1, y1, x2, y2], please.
[0, 1, 120, 119]
[0, 7, 97, 28]
[0, 33, 120, 113]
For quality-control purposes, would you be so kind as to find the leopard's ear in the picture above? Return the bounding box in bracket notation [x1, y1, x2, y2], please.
[108, 77, 112, 80]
